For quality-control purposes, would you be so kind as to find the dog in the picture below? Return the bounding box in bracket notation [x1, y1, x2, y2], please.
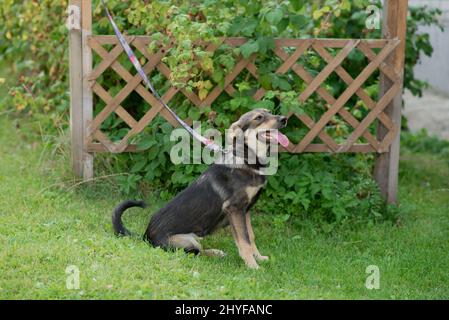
[112, 109, 289, 269]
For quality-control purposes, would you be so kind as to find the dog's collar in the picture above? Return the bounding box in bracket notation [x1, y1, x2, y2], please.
[217, 151, 268, 176]
[221, 163, 266, 176]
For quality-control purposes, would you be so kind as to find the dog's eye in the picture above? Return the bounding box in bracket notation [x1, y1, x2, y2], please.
[254, 115, 263, 121]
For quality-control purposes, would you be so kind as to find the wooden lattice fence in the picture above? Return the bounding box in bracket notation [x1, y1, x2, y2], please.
[68, 0, 409, 203]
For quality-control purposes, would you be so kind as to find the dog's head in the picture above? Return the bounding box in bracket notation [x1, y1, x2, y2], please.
[228, 108, 289, 148]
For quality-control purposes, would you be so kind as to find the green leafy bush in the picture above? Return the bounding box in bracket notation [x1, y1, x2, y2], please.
[0, 0, 443, 225]
[0, 0, 69, 131]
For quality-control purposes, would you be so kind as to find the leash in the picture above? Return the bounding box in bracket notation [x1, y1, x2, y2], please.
[100, 0, 226, 153]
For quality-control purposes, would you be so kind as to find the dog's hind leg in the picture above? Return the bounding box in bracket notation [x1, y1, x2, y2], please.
[167, 233, 202, 255]
[167, 233, 226, 257]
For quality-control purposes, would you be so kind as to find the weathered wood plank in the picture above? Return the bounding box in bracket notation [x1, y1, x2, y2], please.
[86, 143, 374, 154]
[81, 0, 94, 180]
[91, 35, 392, 48]
[302, 144, 375, 153]
[87, 143, 139, 153]
[69, 0, 83, 178]
[374, 0, 409, 204]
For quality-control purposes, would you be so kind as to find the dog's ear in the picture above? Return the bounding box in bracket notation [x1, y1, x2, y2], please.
[227, 123, 241, 144]
[229, 120, 242, 136]
[228, 117, 248, 141]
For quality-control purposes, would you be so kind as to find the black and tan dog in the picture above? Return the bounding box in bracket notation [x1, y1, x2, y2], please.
[112, 109, 289, 269]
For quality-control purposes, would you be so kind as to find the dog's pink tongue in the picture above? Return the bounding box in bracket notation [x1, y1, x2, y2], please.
[273, 131, 290, 148]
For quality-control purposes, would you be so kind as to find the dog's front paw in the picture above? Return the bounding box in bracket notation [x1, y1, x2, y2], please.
[202, 249, 226, 258]
[209, 249, 226, 258]
[246, 261, 260, 269]
[256, 255, 269, 261]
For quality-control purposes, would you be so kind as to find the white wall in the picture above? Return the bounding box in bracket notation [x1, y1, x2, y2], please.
[408, 0, 449, 95]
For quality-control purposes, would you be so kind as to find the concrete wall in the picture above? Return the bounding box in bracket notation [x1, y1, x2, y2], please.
[408, 0, 449, 95]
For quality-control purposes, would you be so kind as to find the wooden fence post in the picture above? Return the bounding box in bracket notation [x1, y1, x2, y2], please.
[374, 0, 408, 204]
[81, 0, 94, 180]
[68, 0, 84, 178]
[69, 0, 93, 180]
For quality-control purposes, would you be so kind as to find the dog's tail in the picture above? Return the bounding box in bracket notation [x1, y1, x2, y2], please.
[112, 200, 147, 236]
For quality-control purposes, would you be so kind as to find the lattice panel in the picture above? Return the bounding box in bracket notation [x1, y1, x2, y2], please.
[85, 36, 401, 154]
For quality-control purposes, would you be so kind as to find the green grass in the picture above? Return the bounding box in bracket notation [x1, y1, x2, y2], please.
[0, 116, 448, 299]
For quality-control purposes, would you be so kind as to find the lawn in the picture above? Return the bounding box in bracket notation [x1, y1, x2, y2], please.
[0, 114, 448, 299]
